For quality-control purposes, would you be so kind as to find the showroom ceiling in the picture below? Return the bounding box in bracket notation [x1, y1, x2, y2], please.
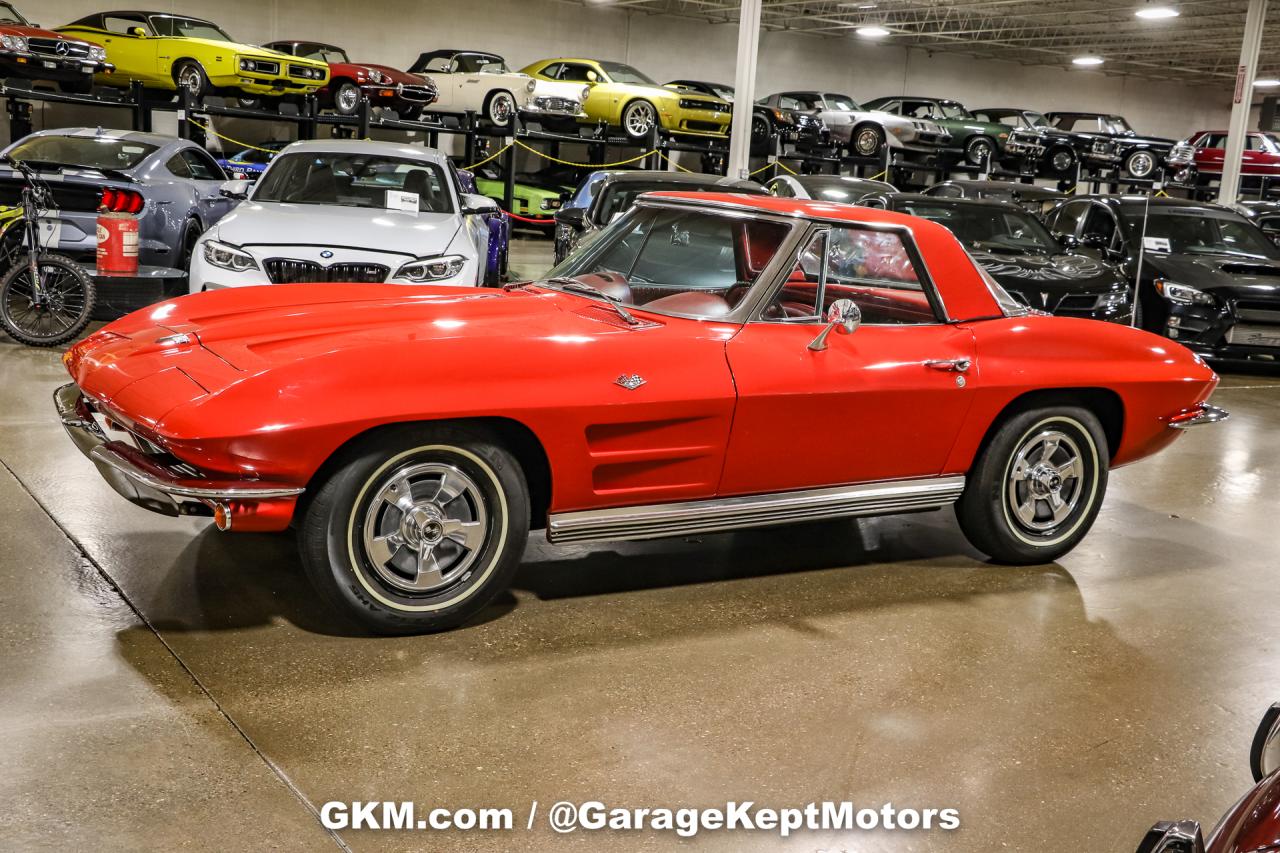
[593, 0, 1273, 86]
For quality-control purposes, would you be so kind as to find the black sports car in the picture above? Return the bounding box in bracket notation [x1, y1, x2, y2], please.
[864, 194, 1131, 322]
[972, 107, 1121, 179]
[1045, 113, 1192, 180]
[1045, 195, 1280, 364]
[1235, 200, 1280, 246]
[663, 80, 829, 154]
[765, 174, 895, 202]
[924, 179, 1066, 216]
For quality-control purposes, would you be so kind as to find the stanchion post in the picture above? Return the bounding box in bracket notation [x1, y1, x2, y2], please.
[357, 95, 371, 138]
[504, 115, 519, 212]
[130, 80, 149, 132]
[463, 110, 477, 169]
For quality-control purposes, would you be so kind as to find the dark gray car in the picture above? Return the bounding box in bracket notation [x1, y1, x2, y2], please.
[0, 128, 236, 269]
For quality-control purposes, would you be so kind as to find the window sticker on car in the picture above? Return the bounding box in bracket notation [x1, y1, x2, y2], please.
[1143, 236, 1171, 252]
[386, 190, 419, 212]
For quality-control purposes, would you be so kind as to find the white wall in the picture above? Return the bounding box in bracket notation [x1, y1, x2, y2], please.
[14, 0, 1235, 148]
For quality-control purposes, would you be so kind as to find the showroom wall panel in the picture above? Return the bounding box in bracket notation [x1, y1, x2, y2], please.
[11, 0, 1233, 145]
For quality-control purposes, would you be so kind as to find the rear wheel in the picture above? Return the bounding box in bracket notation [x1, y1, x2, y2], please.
[0, 254, 97, 347]
[965, 135, 996, 168]
[956, 406, 1108, 565]
[298, 424, 530, 634]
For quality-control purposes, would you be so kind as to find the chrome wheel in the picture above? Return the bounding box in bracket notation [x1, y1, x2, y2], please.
[1127, 150, 1156, 178]
[335, 82, 361, 114]
[854, 126, 882, 156]
[623, 101, 656, 138]
[1005, 428, 1084, 534]
[178, 64, 204, 95]
[488, 91, 515, 126]
[967, 137, 994, 166]
[1050, 148, 1075, 173]
[360, 462, 489, 594]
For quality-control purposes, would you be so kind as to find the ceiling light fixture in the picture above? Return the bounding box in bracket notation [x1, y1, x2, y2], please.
[1135, 5, 1179, 19]
[856, 24, 891, 37]
[1254, 78, 1280, 87]
[1073, 56, 1105, 66]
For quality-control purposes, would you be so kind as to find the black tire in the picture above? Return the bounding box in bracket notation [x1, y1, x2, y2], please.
[174, 60, 211, 98]
[966, 135, 997, 168]
[297, 423, 530, 634]
[58, 77, 94, 95]
[483, 90, 517, 128]
[398, 104, 423, 122]
[620, 99, 657, 142]
[955, 405, 1109, 565]
[751, 114, 772, 145]
[177, 219, 202, 273]
[851, 123, 885, 157]
[1125, 148, 1158, 179]
[235, 95, 262, 110]
[332, 80, 362, 116]
[0, 253, 97, 347]
[1045, 145, 1076, 178]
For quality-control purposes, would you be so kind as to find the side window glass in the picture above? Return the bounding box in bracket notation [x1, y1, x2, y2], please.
[540, 63, 562, 80]
[165, 153, 191, 178]
[1081, 207, 1117, 247]
[104, 15, 146, 34]
[766, 231, 826, 320]
[1047, 201, 1087, 237]
[559, 64, 594, 83]
[182, 149, 222, 180]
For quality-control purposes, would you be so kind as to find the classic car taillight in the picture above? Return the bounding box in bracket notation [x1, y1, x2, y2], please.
[99, 187, 144, 214]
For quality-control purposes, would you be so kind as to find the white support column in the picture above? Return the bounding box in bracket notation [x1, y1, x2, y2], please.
[1218, 0, 1269, 204]
[727, 0, 764, 179]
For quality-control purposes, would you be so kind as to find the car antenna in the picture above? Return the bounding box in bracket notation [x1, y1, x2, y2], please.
[1129, 179, 1155, 328]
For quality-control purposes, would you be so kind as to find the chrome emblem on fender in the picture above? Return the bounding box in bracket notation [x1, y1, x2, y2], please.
[615, 374, 646, 390]
[155, 333, 191, 346]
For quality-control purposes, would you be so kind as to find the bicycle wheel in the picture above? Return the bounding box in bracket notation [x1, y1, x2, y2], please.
[0, 254, 97, 347]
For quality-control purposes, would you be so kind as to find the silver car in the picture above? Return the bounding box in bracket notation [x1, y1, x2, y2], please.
[0, 128, 237, 269]
[761, 91, 949, 158]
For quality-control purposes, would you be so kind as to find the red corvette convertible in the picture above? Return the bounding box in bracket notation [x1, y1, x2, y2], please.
[56, 193, 1226, 633]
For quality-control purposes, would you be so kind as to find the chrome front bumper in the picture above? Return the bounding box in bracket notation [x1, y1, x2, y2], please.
[54, 383, 303, 518]
[1168, 402, 1230, 429]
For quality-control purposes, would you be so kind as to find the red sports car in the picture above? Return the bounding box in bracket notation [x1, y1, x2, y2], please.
[1186, 130, 1280, 179]
[56, 193, 1226, 633]
[264, 40, 437, 119]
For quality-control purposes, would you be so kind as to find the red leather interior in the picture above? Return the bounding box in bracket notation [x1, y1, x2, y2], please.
[575, 271, 633, 304]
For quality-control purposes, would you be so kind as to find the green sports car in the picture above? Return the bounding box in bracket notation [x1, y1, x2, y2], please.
[864, 96, 1011, 167]
[472, 166, 569, 228]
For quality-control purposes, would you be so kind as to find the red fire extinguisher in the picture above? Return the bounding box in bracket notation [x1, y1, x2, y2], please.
[96, 187, 142, 274]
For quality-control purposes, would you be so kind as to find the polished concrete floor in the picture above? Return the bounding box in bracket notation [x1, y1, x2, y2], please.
[3, 236, 1279, 851]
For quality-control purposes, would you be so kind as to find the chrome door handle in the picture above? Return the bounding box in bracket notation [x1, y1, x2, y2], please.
[924, 358, 970, 373]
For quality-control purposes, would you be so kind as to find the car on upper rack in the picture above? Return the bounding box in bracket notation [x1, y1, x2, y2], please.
[1133, 702, 1280, 853]
[1181, 129, 1280, 191]
[522, 57, 731, 142]
[262, 40, 437, 119]
[0, 127, 234, 273]
[923, 179, 1067, 216]
[864, 96, 1011, 167]
[1044, 194, 1280, 365]
[1044, 112, 1193, 181]
[552, 169, 765, 262]
[759, 91, 947, 159]
[188, 139, 505, 292]
[216, 140, 288, 180]
[56, 11, 330, 101]
[408, 49, 586, 131]
[765, 174, 896, 203]
[862, 193, 1132, 322]
[1235, 200, 1280, 246]
[663, 79, 829, 154]
[967, 107, 1118, 179]
[0, 0, 112, 93]
[57, 191, 1226, 633]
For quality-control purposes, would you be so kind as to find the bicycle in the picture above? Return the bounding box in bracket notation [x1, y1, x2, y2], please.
[0, 156, 96, 347]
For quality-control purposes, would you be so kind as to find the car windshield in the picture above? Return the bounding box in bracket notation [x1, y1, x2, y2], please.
[896, 200, 1059, 255]
[599, 61, 655, 85]
[700, 84, 734, 101]
[454, 54, 508, 73]
[299, 46, 349, 64]
[798, 178, 892, 202]
[1025, 111, 1049, 127]
[544, 205, 795, 319]
[1122, 208, 1280, 259]
[253, 152, 454, 213]
[938, 101, 971, 119]
[825, 94, 862, 111]
[149, 15, 234, 41]
[7, 135, 158, 171]
[593, 181, 756, 225]
[0, 2, 29, 25]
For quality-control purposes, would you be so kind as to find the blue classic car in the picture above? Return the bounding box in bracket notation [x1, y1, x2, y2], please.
[0, 128, 237, 269]
[216, 141, 290, 180]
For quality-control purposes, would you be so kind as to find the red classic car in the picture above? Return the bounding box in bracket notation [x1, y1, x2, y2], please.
[1137, 703, 1280, 853]
[264, 40, 437, 119]
[1187, 130, 1280, 181]
[0, 0, 111, 93]
[56, 193, 1225, 633]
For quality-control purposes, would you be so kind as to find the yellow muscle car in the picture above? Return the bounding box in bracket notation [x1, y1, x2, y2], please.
[57, 11, 328, 99]
[520, 58, 730, 141]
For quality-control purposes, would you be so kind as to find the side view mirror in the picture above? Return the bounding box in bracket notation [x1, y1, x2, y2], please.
[585, 70, 599, 84]
[129, 26, 147, 37]
[555, 206, 587, 228]
[461, 193, 499, 215]
[1134, 820, 1205, 853]
[219, 180, 250, 199]
[808, 298, 861, 351]
[1250, 702, 1280, 782]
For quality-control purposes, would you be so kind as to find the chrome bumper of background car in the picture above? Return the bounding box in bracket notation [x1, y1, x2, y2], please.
[55, 383, 303, 519]
[1168, 403, 1230, 429]
[547, 475, 966, 544]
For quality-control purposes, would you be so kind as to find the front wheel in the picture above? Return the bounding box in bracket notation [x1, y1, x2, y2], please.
[174, 60, 211, 98]
[297, 424, 530, 634]
[1046, 145, 1076, 177]
[955, 406, 1108, 565]
[0, 254, 97, 347]
[332, 81, 362, 116]
[1125, 149, 1158, 179]
[851, 123, 885, 157]
[484, 90, 517, 128]
[620, 99, 657, 142]
[58, 77, 94, 95]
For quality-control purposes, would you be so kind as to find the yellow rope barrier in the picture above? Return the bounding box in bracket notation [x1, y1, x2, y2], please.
[655, 151, 697, 174]
[868, 170, 888, 181]
[185, 117, 283, 155]
[513, 139, 658, 169]
[459, 141, 515, 171]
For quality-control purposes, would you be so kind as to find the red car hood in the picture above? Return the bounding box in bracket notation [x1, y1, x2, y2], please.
[328, 60, 424, 87]
[1, 24, 96, 42]
[1209, 770, 1280, 853]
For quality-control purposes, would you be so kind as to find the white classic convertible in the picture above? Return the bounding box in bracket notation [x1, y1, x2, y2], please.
[408, 49, 585, 130]
[188, 140, 502, 292]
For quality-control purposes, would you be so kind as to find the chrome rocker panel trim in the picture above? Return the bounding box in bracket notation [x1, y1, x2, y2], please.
[1169, 403, 1230, 429]
[547, 475, 966, 544]
[55, 383, 303, 517]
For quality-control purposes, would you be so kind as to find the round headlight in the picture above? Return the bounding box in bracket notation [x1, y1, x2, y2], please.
[526, 78, 536, 93]
[580, 86, 590, 103]
[239, 59, 251, 71]
[368, 70, 386, 84]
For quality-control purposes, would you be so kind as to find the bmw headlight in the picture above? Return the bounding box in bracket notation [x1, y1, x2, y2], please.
[394, 254, 466, 283]
[1155, 278, 1214, 306]
[88, 45, 107, 61]
[2, 35, 28, 52]
[202, 239, 258, 272]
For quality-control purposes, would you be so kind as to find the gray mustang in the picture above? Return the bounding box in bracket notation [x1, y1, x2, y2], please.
[0, 128, 237, 269]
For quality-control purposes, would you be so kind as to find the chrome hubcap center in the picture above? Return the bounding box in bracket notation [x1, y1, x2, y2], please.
[1028, 464, 1063, 498]
[401, 504, 445, 548]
